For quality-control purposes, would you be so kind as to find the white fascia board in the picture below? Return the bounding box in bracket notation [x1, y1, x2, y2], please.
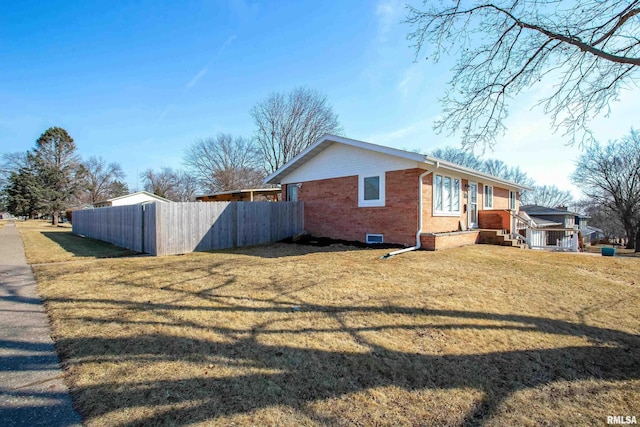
[262, 133, 529, 192]
[426, 156, 534, 191]
[264, 134, 433, 184]
[95, 191, 158, 205]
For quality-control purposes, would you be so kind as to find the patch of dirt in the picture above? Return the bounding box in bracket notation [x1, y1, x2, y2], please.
[279, 234, 406, 250]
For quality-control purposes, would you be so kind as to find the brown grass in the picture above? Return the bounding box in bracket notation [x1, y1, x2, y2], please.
[16, 220, 139, 264]
[585, 244, 640, 258]
[28, 231, 640, 426]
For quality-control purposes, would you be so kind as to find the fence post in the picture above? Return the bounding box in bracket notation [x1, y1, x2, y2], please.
[141, 204, 146, 254]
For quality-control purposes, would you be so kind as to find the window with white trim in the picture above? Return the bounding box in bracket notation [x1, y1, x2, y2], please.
[483, 185, 494, 209]
[366, 234, 384, 244]
[509, 190, 516, 210]
[434, 174, 461, 214]
[358, 174, 385, 207]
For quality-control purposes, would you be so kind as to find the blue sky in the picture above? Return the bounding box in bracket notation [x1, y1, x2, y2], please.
[1, 0, 637, 196]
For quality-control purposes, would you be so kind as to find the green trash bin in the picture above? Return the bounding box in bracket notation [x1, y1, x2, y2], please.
[601, 247, 616, 256]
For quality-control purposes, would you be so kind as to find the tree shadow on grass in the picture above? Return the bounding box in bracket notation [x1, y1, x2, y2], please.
[41, 232, 141, 259]
[47, 292, 640, 426]
[212, 239, 405, 259]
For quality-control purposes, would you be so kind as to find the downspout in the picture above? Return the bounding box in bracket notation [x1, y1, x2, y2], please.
[382, 169, 431, 258]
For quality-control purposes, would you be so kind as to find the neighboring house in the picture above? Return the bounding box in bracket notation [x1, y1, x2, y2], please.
[0, 212, 14, 220]
[265, 134, 532, 250]
[519, 205, 582, 250]
[196, 188, 280, 202]
[585, 225, 605, 244]
[520, 205, 578, 228]
[94, 191, 171, 208]
[575, 213, 595, 245]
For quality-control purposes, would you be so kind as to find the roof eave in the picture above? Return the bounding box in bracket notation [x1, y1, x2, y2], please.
[263, 134, 532, 192]
[264, 134, 431, 184]
[427, 156, 534, 191]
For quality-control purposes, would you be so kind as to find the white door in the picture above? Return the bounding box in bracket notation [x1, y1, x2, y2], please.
[468, 182, 478, 228]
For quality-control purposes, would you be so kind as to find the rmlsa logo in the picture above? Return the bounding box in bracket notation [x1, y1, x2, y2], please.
[608, 416, 638, 425]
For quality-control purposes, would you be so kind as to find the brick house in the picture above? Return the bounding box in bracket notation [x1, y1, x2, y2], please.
[265, 135, 532, 250]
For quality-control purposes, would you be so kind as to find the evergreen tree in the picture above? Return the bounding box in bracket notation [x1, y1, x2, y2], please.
[32, 127, 86, 224]
[4, 158, 45, 218]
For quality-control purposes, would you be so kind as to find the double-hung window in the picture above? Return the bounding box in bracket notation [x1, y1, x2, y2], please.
[358, 174, 385, 207]
[483, 185, 494, 209]
[434, 174, 460, 214]
[509, 190, 516, 210]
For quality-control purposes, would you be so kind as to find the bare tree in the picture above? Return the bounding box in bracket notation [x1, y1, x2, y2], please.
[522, 185, 574, 208]
[82, 156, 126, 204]
[0, 152, 28, 197]
[173, 170, 199, 202]
[406, 1, 640, 151]
[572, 129, 640, 250]
[141, 167, 198, 202]
[1, 152, 28, 175]
[184, 134, 265, 193]
[578, 199, 626, 243]
[430, 147, 484, 169]
[251, 87, 343, 173]
[482, 159, 509, 178]
[141, 167, 177, 200]
[430, 147, 534, 189]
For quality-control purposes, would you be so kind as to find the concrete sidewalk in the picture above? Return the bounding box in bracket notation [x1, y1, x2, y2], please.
[0, 221, 82, 426]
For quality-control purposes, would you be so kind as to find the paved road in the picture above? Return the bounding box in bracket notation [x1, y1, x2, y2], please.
[0, 221, 82, 426]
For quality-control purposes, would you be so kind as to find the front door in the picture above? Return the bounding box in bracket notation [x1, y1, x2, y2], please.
[468, 182, 478, 228]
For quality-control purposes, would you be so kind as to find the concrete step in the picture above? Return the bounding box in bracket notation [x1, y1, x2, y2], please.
[479, 230, 527, 249]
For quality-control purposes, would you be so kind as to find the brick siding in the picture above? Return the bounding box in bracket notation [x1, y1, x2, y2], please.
[478, 210, 511, 231]
[420, 231, 480, 251]
[288, 168, 517, 247]
[297, 169, 422, 246]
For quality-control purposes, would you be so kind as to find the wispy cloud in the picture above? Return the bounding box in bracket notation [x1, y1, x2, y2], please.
[397, 65, 423, 98]
[185, 34, 237, 90]
[186, 66, 208, 89]
[375, 0, 401, 43]
[367, 117, 434, 145]
[218, 34, 236, 56]
[156, 105, 172, 125]
[361, 0, 406, 86]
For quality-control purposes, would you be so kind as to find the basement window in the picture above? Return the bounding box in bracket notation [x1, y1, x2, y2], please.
[366, 234, 384, 244]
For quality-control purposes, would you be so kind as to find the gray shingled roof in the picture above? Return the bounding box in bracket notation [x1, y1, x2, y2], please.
[520, 205, 579, 216]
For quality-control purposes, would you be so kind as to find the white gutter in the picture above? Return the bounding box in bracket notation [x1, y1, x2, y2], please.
[383, 169, 431, 258]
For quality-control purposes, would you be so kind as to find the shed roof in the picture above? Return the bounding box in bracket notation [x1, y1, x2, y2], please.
[196, 188, 280, 202]
[95, 191, 171, 205]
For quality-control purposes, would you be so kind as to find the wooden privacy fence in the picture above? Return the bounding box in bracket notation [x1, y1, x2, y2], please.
[72, 201, 304, 256]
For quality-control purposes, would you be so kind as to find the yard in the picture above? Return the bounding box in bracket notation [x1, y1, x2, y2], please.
[19, 220, 640, 426]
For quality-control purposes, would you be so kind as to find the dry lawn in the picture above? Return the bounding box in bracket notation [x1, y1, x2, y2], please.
[27, 229, 640, 426]
[585, 244, 640, 258]
[16, 220, 138, 263]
